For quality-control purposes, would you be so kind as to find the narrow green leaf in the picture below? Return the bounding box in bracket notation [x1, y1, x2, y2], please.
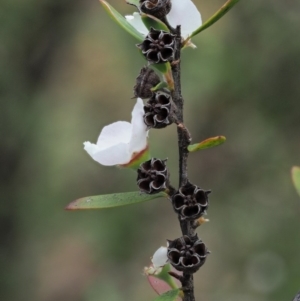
[153, 289, 181, 301]
[292, 166, 300, 197]
[188, 136, 226, 152]
[100, 0, 144, 42]
[151, 81, 168, 92]
[190, 0, 241, 38]
[152, 62, 170, 74]
[152, 264, 179, 290]
[66, 191, 167, 210]
[125, 0, 139, 7]
[141, 13, 170, 32]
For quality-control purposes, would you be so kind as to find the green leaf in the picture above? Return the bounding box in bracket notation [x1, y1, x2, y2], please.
[188, 136, 226, 152]
[100, 0, 144, 42]
[153, 289, 181, 301]
[190, 0, 241, 38]
[151, 264, 179, 290]
[125, 0, 139, 7]
[152, 62, 170, 74]
[151, 81, 168, 92]
[292, 166, 300, 197]
[66, 191, 167, 210]
[141, 13, 170, 32]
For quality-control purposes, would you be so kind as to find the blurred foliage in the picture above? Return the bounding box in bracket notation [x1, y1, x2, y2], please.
[0, 0, 300, 301]
[292, 167, 300, 197]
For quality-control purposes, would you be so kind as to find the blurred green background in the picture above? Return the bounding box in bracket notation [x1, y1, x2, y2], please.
[1, 0, 300, 300]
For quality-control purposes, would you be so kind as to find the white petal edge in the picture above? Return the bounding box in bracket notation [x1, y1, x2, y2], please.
[129, 98, 148, 154]
[167, 0, 202, 38]
[152, 246, 168, 268]
[125, 12, 148, 36]
[84, 141, 131, 166]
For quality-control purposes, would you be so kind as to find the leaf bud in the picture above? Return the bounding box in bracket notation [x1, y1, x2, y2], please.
[144, 92, 173, 129]
[172, 182, 210, 221]
[137, 158, 169, 194]
[167, 235, 208, 273]
[133, 67, 160, 99]
[137, 28, 175, 64]
[139, 0, 172, 19]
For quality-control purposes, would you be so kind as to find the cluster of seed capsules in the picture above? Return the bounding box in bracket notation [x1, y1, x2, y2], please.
[133, 0, 210, 274]
[136, 158, 210, 273]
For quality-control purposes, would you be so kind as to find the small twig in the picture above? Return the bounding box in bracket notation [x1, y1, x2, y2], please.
[166, 184, 177, 197]
[161, 16, 176, 33]
[169, 271, 184, 282]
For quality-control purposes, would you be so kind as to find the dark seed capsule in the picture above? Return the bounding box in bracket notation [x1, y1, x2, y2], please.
[137, 158, 169, 194]
[133, 67, 160, 99]
[137, 28, 175, 64]
[139, 0, 172, 19]
[144, 92, 173, 129]
[167, 235, 208, 273]
[172, 182, 211, 221]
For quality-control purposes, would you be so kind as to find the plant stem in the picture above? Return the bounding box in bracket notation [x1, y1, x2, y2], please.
[182, 273, 196, 301]
[170, 25, 195, 301]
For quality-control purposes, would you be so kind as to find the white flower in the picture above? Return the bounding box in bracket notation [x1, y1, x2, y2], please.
[84, 98, 148, 166]
[125, 0, 202, 39]
[144, 246, 168, 276]
[152, 246, 168, 268]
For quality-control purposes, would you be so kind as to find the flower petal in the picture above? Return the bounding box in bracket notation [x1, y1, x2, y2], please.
[84, 141, 131, 166]
[97, 121, 132, 148]
[125, 12, 148, 36]
[129, 98, 148, 154]
[167, 0, 202, 38]
[83, 99, 147, 167]
[152, 246, 168, 268]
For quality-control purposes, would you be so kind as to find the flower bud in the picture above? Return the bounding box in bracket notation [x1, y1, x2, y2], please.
[167, 235, 208, 273]
[172, 182, 210, 221]
[137, 28, 175, 64]
[133, 67, 160, 99]
[144, 92, 173, 129]
[137, 158, 169, 194]
[139, 0, 172, 19]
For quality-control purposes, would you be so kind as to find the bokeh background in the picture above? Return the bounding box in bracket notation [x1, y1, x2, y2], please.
[1, 0, 300, 300]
